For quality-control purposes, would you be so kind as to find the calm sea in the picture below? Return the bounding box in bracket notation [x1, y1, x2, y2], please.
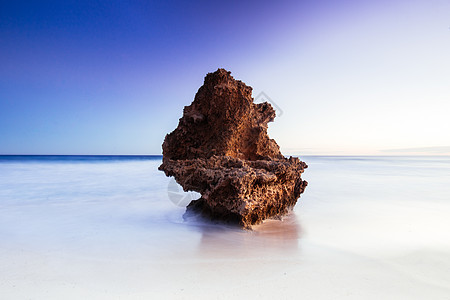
[1, 155, 449, 299]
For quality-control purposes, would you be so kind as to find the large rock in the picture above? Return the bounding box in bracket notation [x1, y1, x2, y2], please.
[159, 69, 307, 228]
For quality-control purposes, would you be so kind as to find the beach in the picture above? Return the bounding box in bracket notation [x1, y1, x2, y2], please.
[0, 156, 449, 299]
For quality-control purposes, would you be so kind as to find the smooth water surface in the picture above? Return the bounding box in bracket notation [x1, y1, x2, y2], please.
[0, 155, 449, 299]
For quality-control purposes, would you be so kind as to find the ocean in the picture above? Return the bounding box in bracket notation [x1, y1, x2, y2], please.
[1, 155, 449, 299]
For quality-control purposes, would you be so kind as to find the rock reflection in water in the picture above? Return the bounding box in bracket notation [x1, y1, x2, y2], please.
[183, 212, 301, 258]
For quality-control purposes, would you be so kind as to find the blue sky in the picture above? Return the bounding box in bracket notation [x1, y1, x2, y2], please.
[1, 0, 449, 155]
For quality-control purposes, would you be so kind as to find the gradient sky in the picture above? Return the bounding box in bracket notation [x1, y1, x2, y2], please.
[1, 0, 449, 155]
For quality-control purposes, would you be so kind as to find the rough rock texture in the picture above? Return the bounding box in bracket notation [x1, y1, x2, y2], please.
[159, 69, 307, 228]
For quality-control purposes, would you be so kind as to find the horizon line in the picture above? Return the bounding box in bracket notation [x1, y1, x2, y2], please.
[1, 154, 450, 157]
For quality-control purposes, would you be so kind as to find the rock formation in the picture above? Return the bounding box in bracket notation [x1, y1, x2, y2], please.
[159, 69, 307, 228]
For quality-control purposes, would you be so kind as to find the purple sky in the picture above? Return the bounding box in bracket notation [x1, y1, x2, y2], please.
[1, 0, 449, 155]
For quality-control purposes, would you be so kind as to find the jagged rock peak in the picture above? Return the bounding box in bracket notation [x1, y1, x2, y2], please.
[162, 68, 283, 161]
